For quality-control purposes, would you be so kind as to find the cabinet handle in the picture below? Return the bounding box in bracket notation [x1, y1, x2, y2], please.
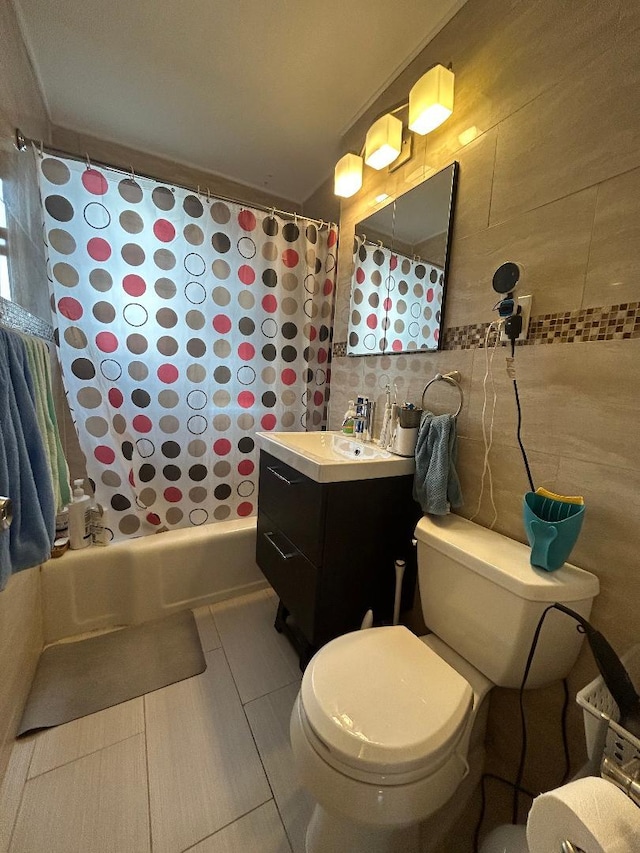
[266, 466, 303, 486]
[264, 532, 297, 561]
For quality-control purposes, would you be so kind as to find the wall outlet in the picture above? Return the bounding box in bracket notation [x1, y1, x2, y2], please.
[501, 294, 532, 342]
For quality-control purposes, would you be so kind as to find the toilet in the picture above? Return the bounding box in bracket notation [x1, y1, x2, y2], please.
[290, 514, 599, 853]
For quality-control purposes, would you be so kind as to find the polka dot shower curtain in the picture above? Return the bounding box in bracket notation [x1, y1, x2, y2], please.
[349, 240, 442, 354]
[37, 154, 337, 541]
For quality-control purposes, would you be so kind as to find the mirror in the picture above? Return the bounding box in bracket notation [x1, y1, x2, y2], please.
[347, 162, 458, 355]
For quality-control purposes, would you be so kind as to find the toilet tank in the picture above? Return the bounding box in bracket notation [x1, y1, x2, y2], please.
[415, 515, 599, 689]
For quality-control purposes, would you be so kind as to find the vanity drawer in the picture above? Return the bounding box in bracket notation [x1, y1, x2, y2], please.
[257, 512, 317, 641]
[259, 451, 325, 565]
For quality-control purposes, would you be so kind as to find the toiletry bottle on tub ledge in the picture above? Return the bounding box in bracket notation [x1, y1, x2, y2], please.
[68, 479, 91, 550]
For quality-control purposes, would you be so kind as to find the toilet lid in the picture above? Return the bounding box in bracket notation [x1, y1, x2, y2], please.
[301, 626, 473, 775]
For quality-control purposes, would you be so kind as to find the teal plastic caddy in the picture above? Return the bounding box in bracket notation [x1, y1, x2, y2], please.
[523, 492, 585, 572]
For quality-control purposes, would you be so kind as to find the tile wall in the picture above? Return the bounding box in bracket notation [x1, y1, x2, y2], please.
[329, 0, 640, 831]
[0, 0, 50, 781]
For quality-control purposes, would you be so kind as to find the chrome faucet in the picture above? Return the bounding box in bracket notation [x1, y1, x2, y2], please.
[354, 400, 374, 441]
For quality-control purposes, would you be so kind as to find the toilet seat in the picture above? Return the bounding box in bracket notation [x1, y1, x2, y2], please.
[300, 625, 473, 778]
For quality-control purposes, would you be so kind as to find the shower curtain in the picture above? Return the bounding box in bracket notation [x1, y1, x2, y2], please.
[37, 154, 337, 541]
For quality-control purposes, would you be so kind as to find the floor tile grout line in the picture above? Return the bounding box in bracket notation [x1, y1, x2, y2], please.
[20, 730, 144, 783]
[143, 695, 153, 853]
[4, 741, 35, 853]
[241, 676, 301, 708]
[176, 798, 278, 853]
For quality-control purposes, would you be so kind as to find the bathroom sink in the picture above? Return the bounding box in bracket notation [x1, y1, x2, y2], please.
[256, 430, 415, 483]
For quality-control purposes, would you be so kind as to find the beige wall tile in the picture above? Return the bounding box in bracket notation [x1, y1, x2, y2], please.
[5, 210, 50, 321]
[0, 568, 42, 783]
[620, 0, 640, 35]
[444, 128, 496, 240]
[446, 188, 596, 328]
[491, 32, 640, 224]
[327, 355, 365, 430]
[583, 166, 640, 308]
[10, 734, 150, 853]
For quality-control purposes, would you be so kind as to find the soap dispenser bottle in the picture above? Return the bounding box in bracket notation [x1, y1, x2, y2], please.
[68, 479, 91, 550]
[342, 400, 356, 435]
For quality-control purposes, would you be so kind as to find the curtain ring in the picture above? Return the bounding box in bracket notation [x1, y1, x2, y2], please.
[130, 165, 136, 183]
[206, 188, 211, 204]
[196, 184, 201, 199]
[378, 240, 383, 248]
[39, 139, 43, 156]
[85, 152, 91, 170]
[269, 207, 276, 220]
[294, 212, 298, 225]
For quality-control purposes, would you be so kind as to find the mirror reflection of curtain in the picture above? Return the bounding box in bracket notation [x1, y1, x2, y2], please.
[349, 240, 442, 354]
[36, 154, 337, 541]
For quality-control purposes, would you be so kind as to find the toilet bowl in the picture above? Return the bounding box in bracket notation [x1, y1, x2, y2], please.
[290, 514, 600, 853]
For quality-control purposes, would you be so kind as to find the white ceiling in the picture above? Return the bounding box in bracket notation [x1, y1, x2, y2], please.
[14, 0, 466, 204]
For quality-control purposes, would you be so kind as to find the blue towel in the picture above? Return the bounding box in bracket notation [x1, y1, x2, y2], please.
[413, 411, 463, 516]
[0, 329, 55, 590]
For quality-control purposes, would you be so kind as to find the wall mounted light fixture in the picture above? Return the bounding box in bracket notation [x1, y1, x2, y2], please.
[334, 63, 455, 198]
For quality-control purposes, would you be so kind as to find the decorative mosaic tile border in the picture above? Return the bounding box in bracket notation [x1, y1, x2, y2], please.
[0, 296, 54, 341]
[333, 303, 640, 354]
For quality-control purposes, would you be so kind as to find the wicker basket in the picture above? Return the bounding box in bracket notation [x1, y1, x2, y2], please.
[576, 644, 640, 770]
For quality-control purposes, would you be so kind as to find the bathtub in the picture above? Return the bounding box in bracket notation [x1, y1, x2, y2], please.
[41, 517, 266, 643]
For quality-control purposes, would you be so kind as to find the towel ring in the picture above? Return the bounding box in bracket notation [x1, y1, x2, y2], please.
[421, 371, 464, 418]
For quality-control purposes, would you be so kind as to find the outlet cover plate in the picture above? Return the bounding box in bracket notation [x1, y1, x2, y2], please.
[500, 294, 532, 342]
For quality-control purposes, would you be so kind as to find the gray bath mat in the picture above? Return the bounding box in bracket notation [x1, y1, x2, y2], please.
[18, 609, 206, 736]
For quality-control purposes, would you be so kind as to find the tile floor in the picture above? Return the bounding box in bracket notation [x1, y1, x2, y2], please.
[0, 589, 315, 853]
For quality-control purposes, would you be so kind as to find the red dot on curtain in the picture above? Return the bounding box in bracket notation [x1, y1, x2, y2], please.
[213, 438, 231, 455]
[282, 249, 299, 268]
[132, 415, 152, 433]
[153, 219, 176, 242]
[261, 295, 277, 313]
[87, 237, 111, 261]
[129, 469, 136, 486]
[392, 340, 403, 352]
[318, 348, 328, 364]
[238, 264, 255, 285]
[327, 229, 337, 248]
[383, 297, 392, 311]
[82, 169, 108, 195]
[157, 364, 179, 383]
[366, 314, 377, 329]
[58, 296, 83, 320]
[313, 390, 324, 406]
[164, 487, 182, 503]
[123, 274, 146, 296]
[434, 328, 440, 342]
[307, 326, 317, 341]
[238, 342, 255, 361]
[213, 314, 232, 333]
[427, 288, 434, 303]
[238, 459, 254, 475]
[390, 255, 398, 271]
[238, 210, 256, 231]
[238, 391, 255, 409]
[237, 502, 253, 517]
[96, 331, 118, 352]
[281, 368, 296, 386]
[323, 278, 333, 296]
[147, 513, 161, 526]
[108, 388, 124, 408]
[260, 414, 276, 430]
[355, 268, 365, 284]
[95, 445, 115, 464]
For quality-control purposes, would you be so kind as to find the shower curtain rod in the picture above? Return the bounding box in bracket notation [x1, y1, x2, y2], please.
[14, 129, 337, 230]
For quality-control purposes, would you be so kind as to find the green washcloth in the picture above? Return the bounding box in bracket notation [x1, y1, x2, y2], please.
[23, 337, 71, 512]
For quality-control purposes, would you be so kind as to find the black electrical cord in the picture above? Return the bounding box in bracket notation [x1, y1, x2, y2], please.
[560, 677, 572, 785]
[511, 337, 535, 493]
[473, 773, 536, 853]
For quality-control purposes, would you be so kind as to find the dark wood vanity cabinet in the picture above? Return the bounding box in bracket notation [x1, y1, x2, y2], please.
[256, 449, 421, 667]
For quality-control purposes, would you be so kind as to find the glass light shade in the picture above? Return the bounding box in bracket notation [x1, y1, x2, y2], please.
[364, 114, 403, 170]
[334, 153, 363, 198]
[408, 64, 455, 135]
